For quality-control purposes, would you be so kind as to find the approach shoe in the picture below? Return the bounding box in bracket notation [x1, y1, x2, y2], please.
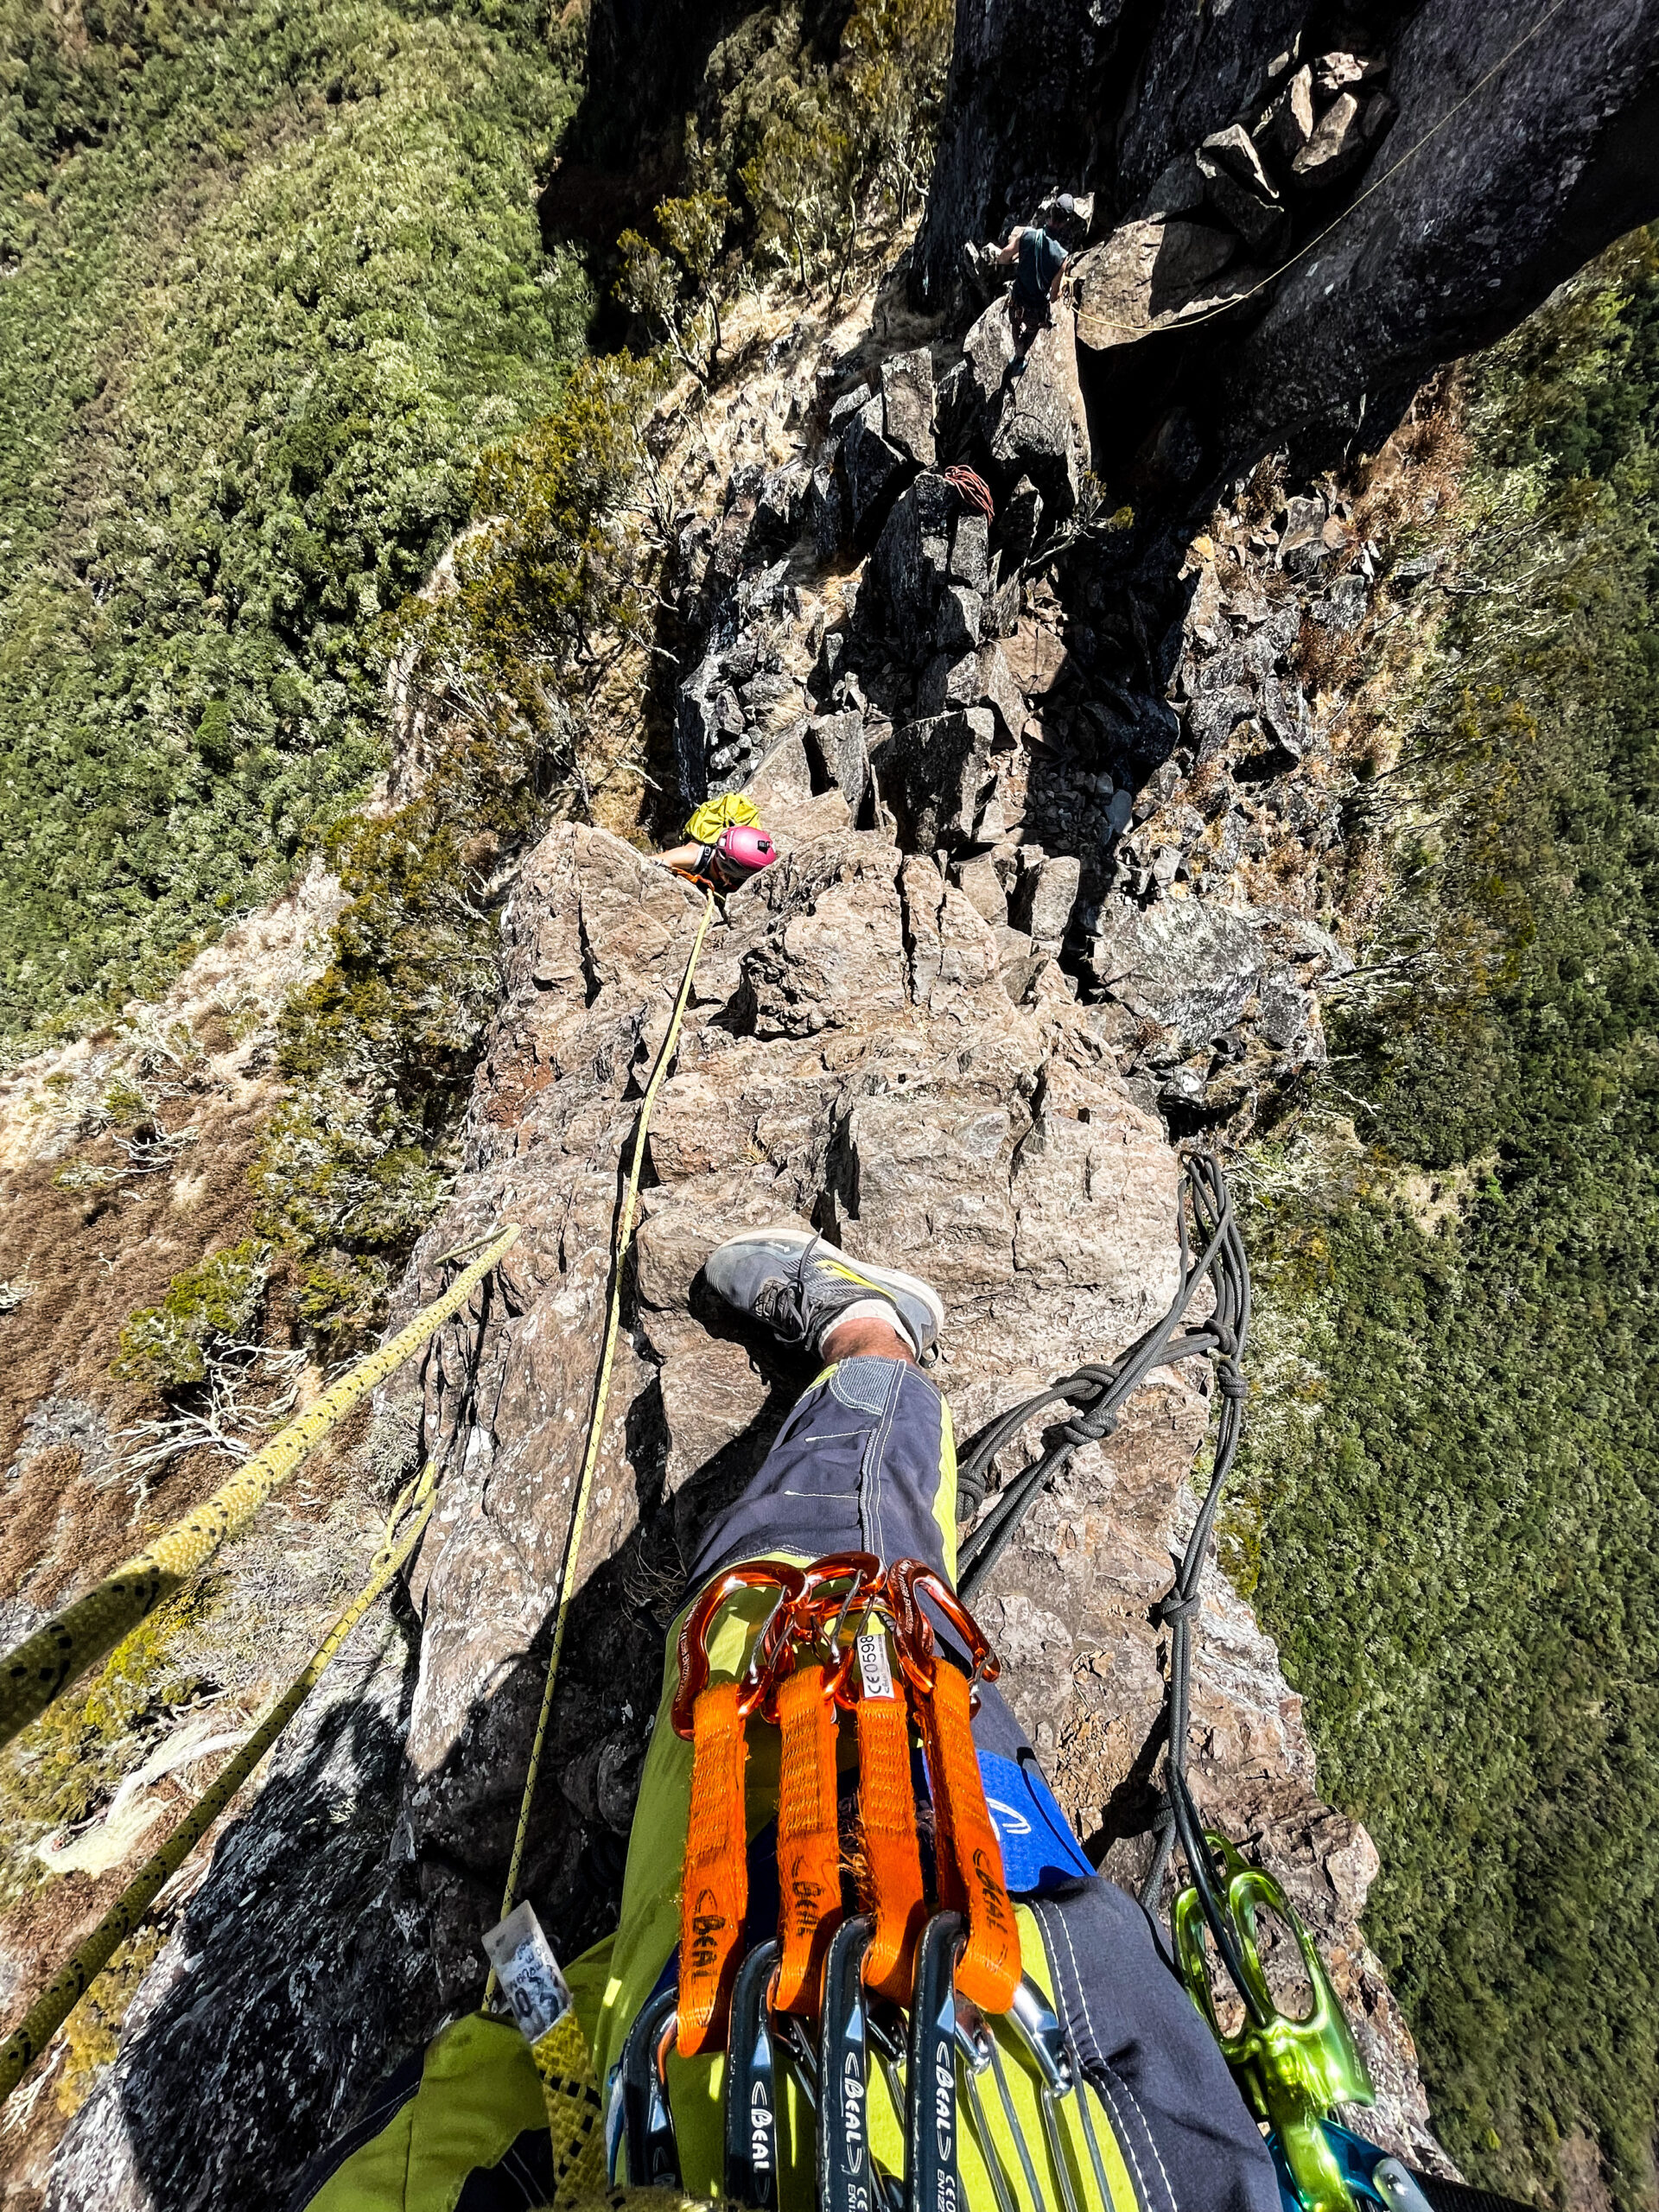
[703, 1229, 944, 1359]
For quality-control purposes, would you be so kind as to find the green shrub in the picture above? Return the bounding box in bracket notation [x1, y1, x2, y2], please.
[617, 189, 733, 379]
[253, 349, 664, 1341]
[113, 1238, 272, 1389]
[0, 0, 592, 1058]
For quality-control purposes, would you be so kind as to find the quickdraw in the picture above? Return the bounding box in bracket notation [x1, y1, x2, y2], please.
[672, 1553, 1020, 2056]
[1173, 1831, 1376, 2212]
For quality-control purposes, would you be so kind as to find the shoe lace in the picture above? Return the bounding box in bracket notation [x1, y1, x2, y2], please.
[753, 1235, 824, 1346]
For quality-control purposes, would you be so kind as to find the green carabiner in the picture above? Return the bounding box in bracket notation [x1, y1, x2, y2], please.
[1173, 1834, 1375, 2212]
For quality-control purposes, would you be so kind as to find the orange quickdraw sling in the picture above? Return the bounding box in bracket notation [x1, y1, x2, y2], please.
[671, 1553, 1020, 2046]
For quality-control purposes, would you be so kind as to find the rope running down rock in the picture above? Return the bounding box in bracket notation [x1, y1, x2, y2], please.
[0, 1226, 520, 1753]
[954, 1152, 1249, 1921]
[486, 883, 717, 2002]
[0, 1465, 439, 2111]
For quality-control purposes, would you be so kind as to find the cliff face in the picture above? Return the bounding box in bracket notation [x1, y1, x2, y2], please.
[30, 244, 1458, 2198]
[41, 813, 1437, 2208]
[913, 0, 1659, 459]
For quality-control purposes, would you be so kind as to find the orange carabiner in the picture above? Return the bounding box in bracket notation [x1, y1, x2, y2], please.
[887, 1560, 1000, 1704]
[673, 1559, 806, 1738]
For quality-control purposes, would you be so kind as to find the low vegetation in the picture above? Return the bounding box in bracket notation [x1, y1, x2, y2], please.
[0, 0, 591, 1058]
[1235, 229, 1659, 2209]
[253, 349, 664, 1337]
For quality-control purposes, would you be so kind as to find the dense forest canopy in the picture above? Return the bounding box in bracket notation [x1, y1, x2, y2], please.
[0, 0, 590, 1056]
[1236, 232, 1659, 2210]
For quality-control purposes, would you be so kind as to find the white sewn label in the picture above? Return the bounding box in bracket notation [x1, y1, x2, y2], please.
[483, 1900, 571, 2044]
[857, 1631, 896, 1701]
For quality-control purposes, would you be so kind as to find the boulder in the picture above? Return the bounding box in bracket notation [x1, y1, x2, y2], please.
[1185, 687, 1254, 764]
[1197, 124, 1286, 251]
[804, 709, 873, 816]
[950, 849, 1010, 925]
[752, 461, 812, 551]
[1292, 92, 1367, 186]
[974, 640, 1027, 744]
[998, 474, 1045, 567]
[1085, 894, 1332, 1081]
[878, 706, 1007, 850]
[1072, 218, 1251, 353]
[827, 380, 873, 433]
[950, 509, 990, 592]
[809, 460, 846, 560]
[1312, 571, 1370, 633]
[1140, 150, 1208, 218]
[918, 649, 977, 716]
[1257, 65, 1314, 164]
[1313, 48, 1386, 97]
[676, 652, 748, 800]
[1012, 852, 1082, 945]
[866, 470, 955, 641]
[960, 296, 1091, 518]
[1257, 675, 1312, 759]
[841, 394, 912, 537]
[880, 346, 938, 467]
[934, 582, 983, 657]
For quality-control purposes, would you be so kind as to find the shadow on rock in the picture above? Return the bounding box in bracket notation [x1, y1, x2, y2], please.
[49, 1615, 429, 2212]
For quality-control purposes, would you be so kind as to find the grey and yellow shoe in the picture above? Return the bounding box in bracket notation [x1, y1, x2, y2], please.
[702, 1229, 944, 1358]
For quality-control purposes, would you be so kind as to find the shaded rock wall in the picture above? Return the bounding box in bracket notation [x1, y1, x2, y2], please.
[913, 0, 1659, 459]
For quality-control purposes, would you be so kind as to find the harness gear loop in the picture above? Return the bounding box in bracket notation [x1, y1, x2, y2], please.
[677, 1678, 752, 2056]
[489, 886, 716, 2002]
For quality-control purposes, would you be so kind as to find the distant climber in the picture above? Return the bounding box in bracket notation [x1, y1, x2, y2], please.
[965, 205, 1077, 359]
[296, 1229, 1279, 2212]
[652, 791, 778, 889]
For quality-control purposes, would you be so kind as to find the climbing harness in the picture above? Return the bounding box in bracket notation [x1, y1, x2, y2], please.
[0, 1228, 519, 1752]
[0, 1466, 439, 2110]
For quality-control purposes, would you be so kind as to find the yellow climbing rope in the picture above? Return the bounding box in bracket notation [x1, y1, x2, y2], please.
[0, 1226, 520, 1752]
[0, 1466, 439, 2111]
[486, 885, 716, 1999]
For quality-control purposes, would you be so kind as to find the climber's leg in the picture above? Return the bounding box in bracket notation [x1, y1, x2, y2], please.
[686, 1228, 1039, 1758]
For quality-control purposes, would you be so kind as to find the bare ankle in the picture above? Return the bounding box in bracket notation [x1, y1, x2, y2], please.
[819, 1318, 918, 1368]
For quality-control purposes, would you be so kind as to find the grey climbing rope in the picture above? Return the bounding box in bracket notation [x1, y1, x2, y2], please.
[955, 1151, 1250, 1918]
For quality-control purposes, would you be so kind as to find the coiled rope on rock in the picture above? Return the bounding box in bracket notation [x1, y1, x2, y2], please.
[0, 1466, 439, 2111]
[0, 1225, 521, 1753]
